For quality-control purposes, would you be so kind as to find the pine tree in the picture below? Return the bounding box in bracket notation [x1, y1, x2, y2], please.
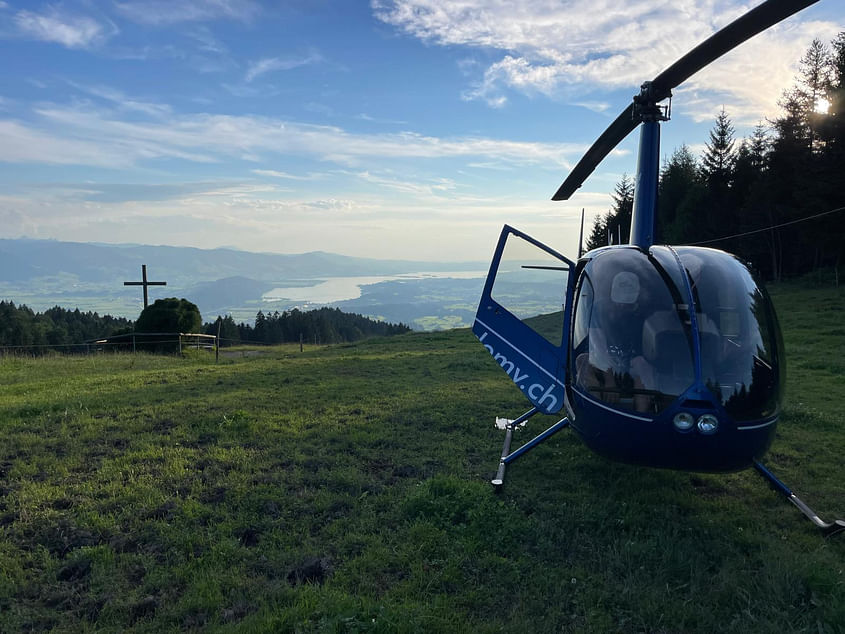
[701, 108, 736, 189]
[584, 175, 633, 251]
[748, 124, 770, 170]
[584, 213, 607, 252]
[609, 174, 634, 244]
[254, 310, 267, 342]
[823, 33, 845, 155]
[798, 38, 833, 151]
[657, 145, 699, 242]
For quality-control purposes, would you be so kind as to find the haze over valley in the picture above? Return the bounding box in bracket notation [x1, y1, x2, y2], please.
[0, 238, 487, 330]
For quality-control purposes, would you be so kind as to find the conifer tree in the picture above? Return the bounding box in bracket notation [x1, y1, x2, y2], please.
[609, 174, 634, 244]
[797, 38, 833, 151]
[701, 108, 736, 190]
[824, 33, 845, 154]
[584, 213, 608, 252]
[584, 175, 633, 251]
[657, 145, 699, 242]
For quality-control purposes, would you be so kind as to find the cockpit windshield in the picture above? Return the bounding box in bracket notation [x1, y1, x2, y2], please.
[675, 247, 782, 421]
[571, 246, 783, 421]
[572, 248, 694, 414]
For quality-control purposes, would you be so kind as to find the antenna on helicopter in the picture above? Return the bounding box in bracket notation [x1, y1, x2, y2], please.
[577, 208, 585, 258]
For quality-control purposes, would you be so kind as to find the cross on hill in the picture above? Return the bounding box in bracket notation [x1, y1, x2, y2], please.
[124, 264, 167, 308]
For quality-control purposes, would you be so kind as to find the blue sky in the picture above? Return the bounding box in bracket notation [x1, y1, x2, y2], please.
[1, 0, 842, 262]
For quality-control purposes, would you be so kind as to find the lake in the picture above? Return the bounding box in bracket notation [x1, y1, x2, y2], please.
[262, 270, 487, 304]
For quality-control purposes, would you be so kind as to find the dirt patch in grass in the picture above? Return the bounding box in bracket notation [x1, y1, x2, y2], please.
[287, 557, 332, 586]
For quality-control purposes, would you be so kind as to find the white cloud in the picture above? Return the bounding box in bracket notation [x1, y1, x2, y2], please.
[221, 83, 280, 98]
[245, 52, 323, 82]
[14, 7, 115, 49]
[572, 101, 611, 113]
[373, 0, 839, 123]
[301, 198, 360, 212]
[185, 26, 227, 54]
[355, 113, 408, 125]
[66, 83, 173, 117]
[0, 104, 585, 170]
[372, 0, 704, 77]
[114, 0, 260, 25]
[355, 171, 457, 196]
[252, 169, 323, 181]
[0, 182, 601, 260]
[0, 120, 136, 167]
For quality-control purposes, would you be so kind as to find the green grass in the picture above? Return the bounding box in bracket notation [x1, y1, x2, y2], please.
[0, 283, 843, 632]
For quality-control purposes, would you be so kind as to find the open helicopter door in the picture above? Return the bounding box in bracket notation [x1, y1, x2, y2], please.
[473, 225, 575, 413]
[473, 226, 575, 486]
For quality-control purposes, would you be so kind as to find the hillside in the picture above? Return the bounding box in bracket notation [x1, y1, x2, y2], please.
[0, 238, 486, 328]
[0, 282, 842, 631]
[0, 239, 479, 284]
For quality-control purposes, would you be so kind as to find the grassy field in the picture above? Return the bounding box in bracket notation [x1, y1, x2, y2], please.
[0, 283, 843, 633]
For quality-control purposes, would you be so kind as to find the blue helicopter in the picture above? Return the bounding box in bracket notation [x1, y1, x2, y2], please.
[472, 0, 844, 536]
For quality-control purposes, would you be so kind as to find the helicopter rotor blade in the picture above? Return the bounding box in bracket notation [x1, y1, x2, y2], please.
[552, 0, 820, 201]
[553, 104, 636, 201]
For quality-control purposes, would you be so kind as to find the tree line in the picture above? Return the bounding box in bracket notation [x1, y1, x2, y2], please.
[205, 307, 411, 346]
[0, 299, 410, 353]
[586, 34, 845, 283]
[0, 301, 133, 351]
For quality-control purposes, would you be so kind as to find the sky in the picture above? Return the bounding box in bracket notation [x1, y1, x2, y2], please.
[1, 0, 842, 263]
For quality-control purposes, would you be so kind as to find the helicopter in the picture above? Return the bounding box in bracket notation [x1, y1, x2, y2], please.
[472, 0, 844, 536]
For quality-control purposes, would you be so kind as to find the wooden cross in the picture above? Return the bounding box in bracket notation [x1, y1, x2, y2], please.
[124, 264, 167, 308]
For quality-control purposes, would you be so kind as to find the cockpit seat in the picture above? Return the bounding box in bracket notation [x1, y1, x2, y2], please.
[642, 311, 693, 396]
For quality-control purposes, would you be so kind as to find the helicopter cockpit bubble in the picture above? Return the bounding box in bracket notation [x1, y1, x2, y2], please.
[572, 248, 695, 415]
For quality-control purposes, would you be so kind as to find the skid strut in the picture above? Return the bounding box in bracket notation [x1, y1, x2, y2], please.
[492, 407, 570, 490]
[753, 460, 844, 537]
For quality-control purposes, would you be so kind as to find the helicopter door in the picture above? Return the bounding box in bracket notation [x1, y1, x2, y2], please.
[472, 225, 575, 414]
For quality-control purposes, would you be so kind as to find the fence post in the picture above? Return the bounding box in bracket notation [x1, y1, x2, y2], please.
[178, 334, 182, 356]
[216, 318, 221, 363]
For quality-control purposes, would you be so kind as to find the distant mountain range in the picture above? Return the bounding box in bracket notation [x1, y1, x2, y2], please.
[0, 238, 487, 329]
[0, 238, 480, 284]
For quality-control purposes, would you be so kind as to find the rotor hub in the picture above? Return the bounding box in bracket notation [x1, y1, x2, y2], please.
[633, 81, 671, 123]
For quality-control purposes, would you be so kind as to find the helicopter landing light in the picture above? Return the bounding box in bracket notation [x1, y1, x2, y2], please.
[673, 412, 695, 432]
[696, 414, 719, 435]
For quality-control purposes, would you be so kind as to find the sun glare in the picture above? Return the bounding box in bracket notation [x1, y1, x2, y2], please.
[814, 97, 831, 114]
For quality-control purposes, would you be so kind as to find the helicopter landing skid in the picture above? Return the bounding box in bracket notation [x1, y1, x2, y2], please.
[752, 460, 844, 537]
[491, 407, 570, 490]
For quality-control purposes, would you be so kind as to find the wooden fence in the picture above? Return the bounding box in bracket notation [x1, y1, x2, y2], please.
[87, 332, 218, 356]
